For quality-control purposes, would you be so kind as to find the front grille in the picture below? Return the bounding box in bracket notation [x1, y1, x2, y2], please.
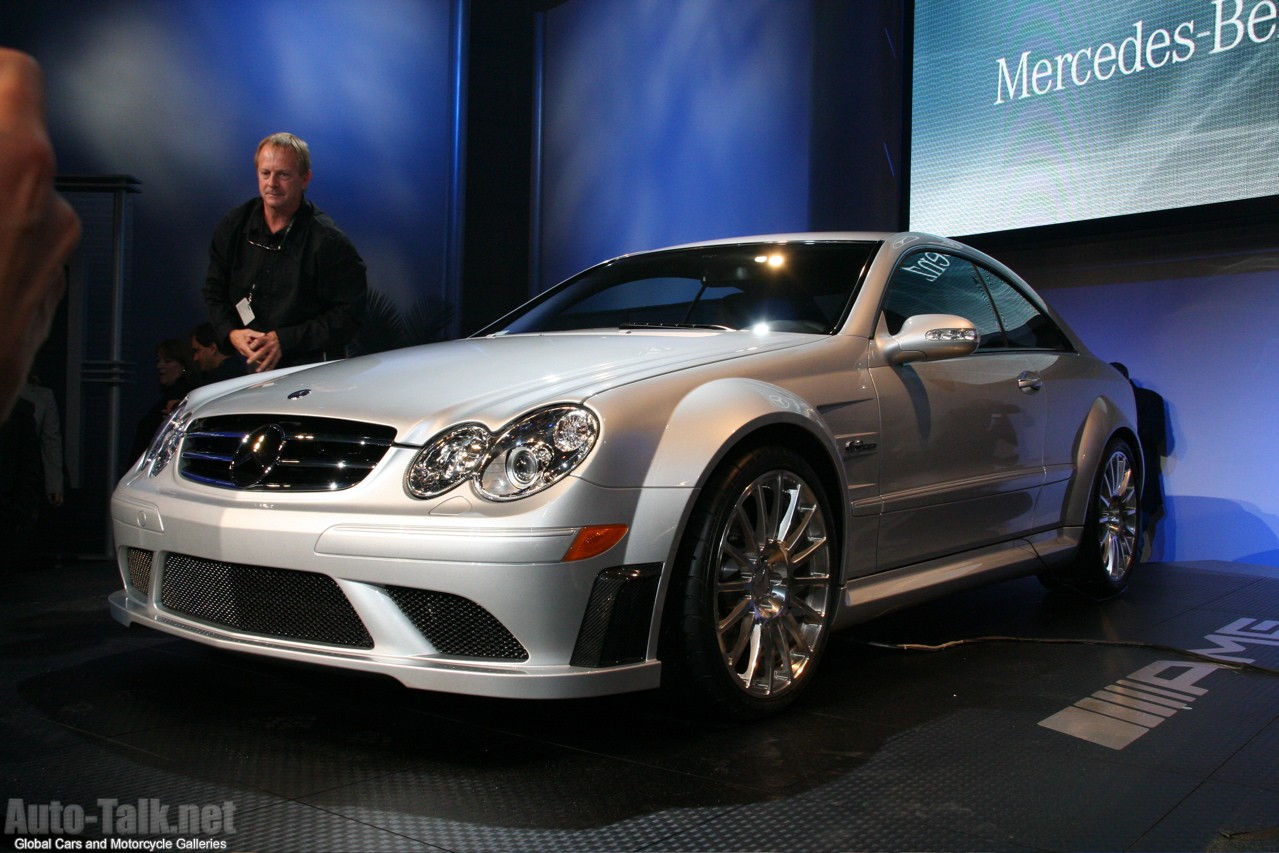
[126, 548, 153, 595]
[179, 415, 396, 491]
[386, 587, 528, 661]
[160, 554, 374, 648]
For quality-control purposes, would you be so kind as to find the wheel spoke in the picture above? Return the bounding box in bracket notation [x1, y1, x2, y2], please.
[750, 485, 771, 548]
[763, 473, 783, 539]
[716, 593, 752, 629]
[720, 540, 753, 573]
[719, 598, 753, 662]
[781, 501, 813, 550]
[1102, 530, 1118, 575]
[732, 502, 759, 551]
[769, 622, 794, 685]
[776, 482, 800, 541]
[742, 621, 763, 687]
[754, 621, 781, 692]
[779, 611, 814, 655]
[785, 590, 824, 623]
[789, 530, 828, 568]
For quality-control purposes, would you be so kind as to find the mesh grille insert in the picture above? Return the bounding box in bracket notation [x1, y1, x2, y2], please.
[126, 548, 153, 595]
[160, 554, 373, 648]
[179, 414, 396, 491]
[387, 587, 528, 661]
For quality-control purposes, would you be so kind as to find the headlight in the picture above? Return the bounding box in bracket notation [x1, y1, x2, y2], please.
[478, 406, 598, 501]
[142, 398, 193, 477]
[405, 406, 599, 501]
[403, 423, 490, 498]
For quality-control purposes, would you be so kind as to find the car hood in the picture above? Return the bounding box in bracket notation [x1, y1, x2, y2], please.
[190, 330, 818, 445]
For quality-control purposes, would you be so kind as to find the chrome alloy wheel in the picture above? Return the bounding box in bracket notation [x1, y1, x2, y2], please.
[712, 469, 833, 698]
[1096, 447, 1139, 583]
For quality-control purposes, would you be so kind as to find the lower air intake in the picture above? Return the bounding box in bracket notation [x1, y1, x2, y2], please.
[126, 548, 153, 595]
[160, 554, 374, 648]
[386, 587, 528, 661]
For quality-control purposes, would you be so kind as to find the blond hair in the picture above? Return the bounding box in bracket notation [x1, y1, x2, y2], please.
[254, 132, 311, 175]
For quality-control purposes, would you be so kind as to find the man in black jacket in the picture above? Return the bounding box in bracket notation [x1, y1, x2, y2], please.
[203, 132, 367, 373]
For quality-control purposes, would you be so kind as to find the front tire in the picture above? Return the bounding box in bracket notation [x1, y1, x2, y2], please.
[663, 446, 837, 719]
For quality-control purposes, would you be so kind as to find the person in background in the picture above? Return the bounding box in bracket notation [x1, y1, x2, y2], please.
[191, 321, 244, 385]
[18, 374, 63, 508]
[130, 339, 198, 461]
[0, 397, 43, 565]
[0, 49, 82, 422]
[203, 132, 367, 373]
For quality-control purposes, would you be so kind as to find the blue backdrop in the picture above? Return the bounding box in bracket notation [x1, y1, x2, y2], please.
[4, 0, 460, 372]
[538, 0, 815, 286]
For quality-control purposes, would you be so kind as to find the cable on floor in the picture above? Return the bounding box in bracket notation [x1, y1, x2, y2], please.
[862, 635, 1279, 677]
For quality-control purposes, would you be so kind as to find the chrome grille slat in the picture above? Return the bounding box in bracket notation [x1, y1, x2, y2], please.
[285, 434, 393, 447]
[274, 458, 378, 470]
[185, 428, 251, 440]
[182, 451, 234, 462]
[178, 415, 396, 491]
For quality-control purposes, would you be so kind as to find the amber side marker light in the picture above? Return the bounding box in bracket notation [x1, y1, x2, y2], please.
[562, 524, 629, 562]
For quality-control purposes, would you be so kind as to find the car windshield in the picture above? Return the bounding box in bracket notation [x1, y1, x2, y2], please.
[480, 242, 879, 336]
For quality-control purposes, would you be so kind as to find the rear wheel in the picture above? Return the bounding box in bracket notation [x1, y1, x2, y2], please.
[1044, 437, 1141, 597]
[663, 446, 836, 719]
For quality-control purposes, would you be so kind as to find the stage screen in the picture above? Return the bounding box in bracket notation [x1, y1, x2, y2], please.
[909, 0, 1279, 236]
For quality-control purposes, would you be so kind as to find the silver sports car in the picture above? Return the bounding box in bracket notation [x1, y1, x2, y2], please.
[110, 232, 1141, 718]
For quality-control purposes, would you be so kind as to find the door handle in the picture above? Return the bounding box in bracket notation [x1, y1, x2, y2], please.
[1017, 371, 1043, 394]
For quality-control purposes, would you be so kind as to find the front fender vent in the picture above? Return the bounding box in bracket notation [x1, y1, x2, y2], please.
[571, 564, 661, 667]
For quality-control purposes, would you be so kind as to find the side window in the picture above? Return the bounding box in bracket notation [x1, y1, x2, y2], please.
[977, 268, 1072, 351]
[882, 252, 1003, 347]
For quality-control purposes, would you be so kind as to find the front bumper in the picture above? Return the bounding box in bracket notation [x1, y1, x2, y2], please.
[107, 588, 659, 699]
[109, 461, 688, 699]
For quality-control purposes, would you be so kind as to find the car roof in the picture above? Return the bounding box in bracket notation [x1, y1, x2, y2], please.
[654, 231, 904, 250]
[609, 231, 958, 260]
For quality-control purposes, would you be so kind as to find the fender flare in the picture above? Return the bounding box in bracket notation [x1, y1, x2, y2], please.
[631, 377, 849, 597]
[640, 376, 844, 492]
[1062, 394, 1142, 527]
[626, 377, 849, 659]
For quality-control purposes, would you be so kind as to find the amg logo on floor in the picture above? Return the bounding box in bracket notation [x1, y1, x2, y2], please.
[1039, 616, 1279, 749]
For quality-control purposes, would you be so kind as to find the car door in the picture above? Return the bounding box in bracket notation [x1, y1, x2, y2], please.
[868, 250, 1049, 570]
[973, 264, 1088, 532]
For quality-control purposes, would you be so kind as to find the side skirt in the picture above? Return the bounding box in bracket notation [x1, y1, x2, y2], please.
[832, 527, 1083, 628]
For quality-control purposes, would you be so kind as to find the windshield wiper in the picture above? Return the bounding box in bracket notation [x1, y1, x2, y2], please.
[618, 322, 734, 331]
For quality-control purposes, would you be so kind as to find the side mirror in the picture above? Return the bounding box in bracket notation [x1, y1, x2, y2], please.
[880, 313, 979, 365]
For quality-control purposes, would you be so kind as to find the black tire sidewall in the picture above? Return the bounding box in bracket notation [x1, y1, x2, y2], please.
[662, 445, 837, 719]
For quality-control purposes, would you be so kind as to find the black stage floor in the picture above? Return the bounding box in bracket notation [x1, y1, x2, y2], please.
[3, 558, 1278, 852]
